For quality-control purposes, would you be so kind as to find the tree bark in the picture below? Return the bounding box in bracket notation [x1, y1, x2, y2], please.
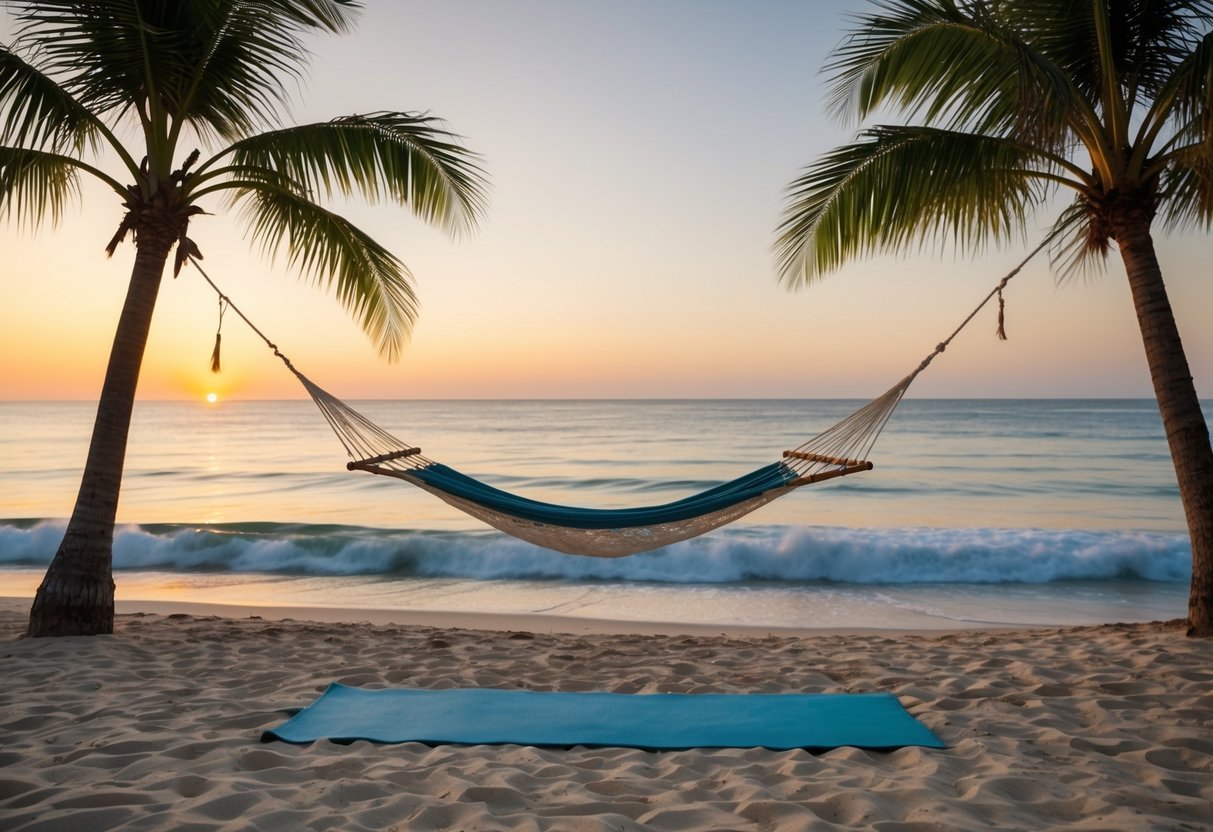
[25, 231, 175, 638]
[1115, 217, 1213, 637]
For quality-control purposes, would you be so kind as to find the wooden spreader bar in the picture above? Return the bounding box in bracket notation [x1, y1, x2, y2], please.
[783, 450, 868, 467]
[347, 447, 422, 470]
[789, 461, 874, 487]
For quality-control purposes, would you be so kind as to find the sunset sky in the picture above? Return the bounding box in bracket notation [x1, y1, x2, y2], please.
[2, 1, 1210, 402]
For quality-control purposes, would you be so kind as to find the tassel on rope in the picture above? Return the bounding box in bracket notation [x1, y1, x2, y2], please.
[995, 286, 1008, 340]
[210, 298, 227, 373]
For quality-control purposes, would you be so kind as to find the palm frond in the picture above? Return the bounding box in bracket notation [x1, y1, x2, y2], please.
[0, 145, 80, 227]
[1046, 197, 1112, 281]
[232, 184, 417, 360]
[0, 46, 104, 153]
[1159, 144, 1213, 230]
[222, 113, 488, 236]
[984, 1, 1208, 111]
[1117, 0, 1210, 102]
[774, 125, 1060, 287]
[1159, 25, 1213, 144]
[826, 0, 1089, 150]
[165, 0, 362, 142]
[1137, 20, 1213, 227]
[9, 1, 142, 112]
[9, 0, 361, 142]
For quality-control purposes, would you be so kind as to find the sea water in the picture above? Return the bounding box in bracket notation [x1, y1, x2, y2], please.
[0, 399, 1200, 629]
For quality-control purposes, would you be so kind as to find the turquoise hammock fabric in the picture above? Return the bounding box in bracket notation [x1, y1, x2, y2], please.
[262, 684, 946, 751]
[409, 461, 800, 530]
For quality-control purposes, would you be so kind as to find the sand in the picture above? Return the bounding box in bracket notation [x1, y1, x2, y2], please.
[0, 599, 1211, 832]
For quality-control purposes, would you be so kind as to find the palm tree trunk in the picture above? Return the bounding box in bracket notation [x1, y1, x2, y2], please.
[25, 231, 175, 638]
[1115, 218, 1213, 637]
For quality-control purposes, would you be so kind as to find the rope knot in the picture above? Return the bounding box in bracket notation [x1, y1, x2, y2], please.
[209, 298, 226, 373]
[996, 287, 1008, 340]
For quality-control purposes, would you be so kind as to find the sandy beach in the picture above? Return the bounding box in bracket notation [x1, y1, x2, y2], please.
[0, 598, 1210, 831]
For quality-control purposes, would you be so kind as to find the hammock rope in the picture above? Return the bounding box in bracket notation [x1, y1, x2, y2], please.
[189, 241, 1046, 557]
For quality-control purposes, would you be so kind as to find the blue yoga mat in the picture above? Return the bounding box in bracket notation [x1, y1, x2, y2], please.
[262, 684, 945, 751]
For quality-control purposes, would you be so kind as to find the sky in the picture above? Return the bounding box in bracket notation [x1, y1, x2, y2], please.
[1, 0, 1210, 401]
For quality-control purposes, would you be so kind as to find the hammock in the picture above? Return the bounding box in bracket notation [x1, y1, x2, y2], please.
[192, 243, 1043, 558]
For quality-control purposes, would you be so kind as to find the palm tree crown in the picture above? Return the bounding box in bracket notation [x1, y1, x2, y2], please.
[1, 0, 487, 358]
[776, 0, 1212, 281]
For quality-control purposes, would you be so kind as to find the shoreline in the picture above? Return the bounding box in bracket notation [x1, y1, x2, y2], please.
[0, 595, 1033, 639]
[2, 601, 1211, 830]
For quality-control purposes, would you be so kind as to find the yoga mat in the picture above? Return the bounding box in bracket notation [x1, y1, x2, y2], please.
[263, 684, 945, 750]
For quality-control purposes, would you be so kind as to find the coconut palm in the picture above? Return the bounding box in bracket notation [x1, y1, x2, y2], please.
[776, 0, 1213, 634]
[1, 0, 488, 637]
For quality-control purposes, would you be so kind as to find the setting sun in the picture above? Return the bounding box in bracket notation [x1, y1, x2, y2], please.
[205, 392, 218, 404]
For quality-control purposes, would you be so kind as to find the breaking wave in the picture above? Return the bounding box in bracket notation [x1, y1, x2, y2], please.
[0, 519, 1191, 584]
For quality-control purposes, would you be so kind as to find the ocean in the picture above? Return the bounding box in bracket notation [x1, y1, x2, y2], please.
[0, 398, 1200, 630]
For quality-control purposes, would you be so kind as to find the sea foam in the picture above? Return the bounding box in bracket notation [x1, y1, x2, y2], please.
[0, 520, 1191, 584]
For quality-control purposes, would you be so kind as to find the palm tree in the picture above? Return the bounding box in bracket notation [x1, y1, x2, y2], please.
[1, 0, 488, 637]
[776, 0, 1213, 635]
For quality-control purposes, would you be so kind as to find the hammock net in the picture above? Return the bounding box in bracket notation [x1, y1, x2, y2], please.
[285, 363, 910, 556]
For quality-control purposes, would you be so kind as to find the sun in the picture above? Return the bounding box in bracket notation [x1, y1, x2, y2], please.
[205, 392, 218, 404]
